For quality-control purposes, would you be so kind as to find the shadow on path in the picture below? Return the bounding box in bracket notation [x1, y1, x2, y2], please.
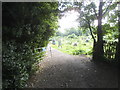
[27, 46, 118, 88]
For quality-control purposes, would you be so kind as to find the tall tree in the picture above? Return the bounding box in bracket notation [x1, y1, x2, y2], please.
[76, 0, 115, 61]
[91, 0, 115, 60]
[92, 0, 104, 60]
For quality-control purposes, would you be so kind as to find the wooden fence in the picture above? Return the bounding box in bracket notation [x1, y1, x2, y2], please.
[103, 41, 117, 60]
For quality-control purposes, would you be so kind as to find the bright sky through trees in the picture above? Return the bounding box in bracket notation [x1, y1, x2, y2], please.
[58, 10, 79, 33]
[58, 0, 117, 33]
[58, 9, 107, 33]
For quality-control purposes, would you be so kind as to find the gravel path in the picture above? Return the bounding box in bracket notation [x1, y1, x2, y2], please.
[27, 46, 118, 88]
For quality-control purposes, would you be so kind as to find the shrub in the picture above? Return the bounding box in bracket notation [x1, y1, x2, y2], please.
[73, 50, 86, 55]
[2, 2, 58, 88]
[67, 34, 77, 38]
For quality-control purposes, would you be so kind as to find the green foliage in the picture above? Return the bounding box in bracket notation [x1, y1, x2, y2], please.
[2, 2, 58, 88]
[57, 1, 119, 62]
[67, 34, 77, 38]
[51, 36, 93, 56]
[56, 27, 88, 37]
[2, 41, 45, 88]
[103, 24, 118, 41]
[73, 50, 86, 55]
[73, 48, 92, 55]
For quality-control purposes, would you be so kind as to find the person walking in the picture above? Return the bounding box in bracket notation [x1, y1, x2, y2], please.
[58, 40, 62, 48]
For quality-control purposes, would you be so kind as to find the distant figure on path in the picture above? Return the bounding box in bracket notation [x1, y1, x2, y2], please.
[48, 42, 51, 52]
[48, 43, 52, 57]
[58, 40, 62, 48]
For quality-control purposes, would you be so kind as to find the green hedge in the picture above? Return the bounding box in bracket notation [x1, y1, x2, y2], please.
[2, 41, 45, 88]
[2, 2, 58, 88]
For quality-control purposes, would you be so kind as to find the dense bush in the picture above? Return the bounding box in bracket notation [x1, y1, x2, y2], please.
[2, 41, 45, 88]
[2, 2, 58, 88]
[67, 34, 77, 38]
[73, 49, 92, 55]
[73, 50, 86, 55]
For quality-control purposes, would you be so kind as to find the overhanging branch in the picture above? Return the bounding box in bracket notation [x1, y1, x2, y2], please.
[88, 22, 96, 43]
[102, 1, 112, 16]
[91, 4, 98, 19]
[85, 17, 96, 43]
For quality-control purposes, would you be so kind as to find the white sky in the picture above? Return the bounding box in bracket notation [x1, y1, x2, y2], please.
[58, 10, 79, 33]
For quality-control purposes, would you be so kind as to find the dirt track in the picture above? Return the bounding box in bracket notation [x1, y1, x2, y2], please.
[27, 46, 118, 88]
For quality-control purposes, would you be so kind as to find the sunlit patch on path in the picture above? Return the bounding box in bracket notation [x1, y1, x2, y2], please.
[27, 46, 118, 88]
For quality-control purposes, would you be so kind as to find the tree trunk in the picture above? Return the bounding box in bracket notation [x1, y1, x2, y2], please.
[115, 3, 120, 63]
[93, 0, 104, 61]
